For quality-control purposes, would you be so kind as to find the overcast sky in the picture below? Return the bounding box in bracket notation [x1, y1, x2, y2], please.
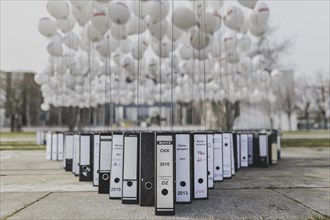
[1, 1, 329, 76]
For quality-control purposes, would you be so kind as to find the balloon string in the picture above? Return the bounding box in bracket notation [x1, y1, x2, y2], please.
[136, 0, 141, 131]
[203, 0, 207, 131]
[170, 0, 174, 131]
[159, 2, 162, 131]
[222, 1, 230, 132]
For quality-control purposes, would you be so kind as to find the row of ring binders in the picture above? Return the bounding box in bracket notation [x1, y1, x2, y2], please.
[44, 130, 281, 216]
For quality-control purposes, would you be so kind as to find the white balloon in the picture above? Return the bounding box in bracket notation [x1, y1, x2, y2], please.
[131, 47, 144, 60]
[38, 18, 57, 37]
[192, 0, 208, 17]
[126, 15, 147, 36]
[250, 2, 270, 26]
[166, 23, 183, 41]
[152, 38, 171, 58]
[238, 56, 253, 74]
[237, 0, 258, 9]
[224, 6, 244, 31]
[172, 7, 196, 30]
[120, 39, 133, 54]
[271, 69, 281, 78]
[63, 31, 80, 50]
[198, 12, 221, 34]
[226, 51, 240, 64]
[249, 22, 267, 37]
[193, 48, 209, 60]
[70, 0, 89, 9]
[130, 1, 149, 18]
[72, 5, 92, 26]
[147, 0, 170, 23]
[109, 2, 131, 25]
[190, 28, 210, 50]
[47, 1, 69, 20]
[91, 11, 110, 35]
[179, 44, 193, 60]
[93, 1, 107, 12]
[47, 42, 62, 57]
[148, 19, 168, 41]
[223, 31, 237, 52]
[239, 14, 250, 34]
[57, 14, 76, 33]
[207, 1, 224, 13]
[110, 23, 127, 40]
[252, 54, 266, 71]
[86, 24, 102, 42]
[41, 102, 50, 111]
[238, 36, 251, 53]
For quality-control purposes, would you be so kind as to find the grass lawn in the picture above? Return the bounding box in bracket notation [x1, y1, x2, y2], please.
[283, 130, 329, 135]
[0, 131, 36, 138]
[0, 141, 45, 150]
[281, 138, 329, 148]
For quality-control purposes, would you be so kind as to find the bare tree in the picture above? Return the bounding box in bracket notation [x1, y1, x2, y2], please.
[251, 25, 295, 72]
[310, 69, 330, 128]
[296, 75, 313, 129]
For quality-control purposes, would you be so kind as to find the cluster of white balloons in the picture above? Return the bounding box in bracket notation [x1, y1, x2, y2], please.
[36, 0, 279, 111]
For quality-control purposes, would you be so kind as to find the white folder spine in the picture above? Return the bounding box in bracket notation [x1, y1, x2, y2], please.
[213, 134, 223, 181]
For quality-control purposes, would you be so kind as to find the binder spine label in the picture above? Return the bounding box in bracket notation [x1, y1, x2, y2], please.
[110, 134, 123, 198]
[52, 134, 58, 161]
[207, 134, 214, 188]
[93, 134, 100, 186]
[230, 134, 235, 175]
[240, 134, 249, 167]
[213, 134, 223, 181]
[73, 134, 80, 175]
[46, 133, 52, 160]
[222, 133, 232, 178]
[156, 134, 174, 215]
[193, 134, 208, 199]
[236, 134, 241, 169]
[58, 133, 64, 160]
[175, 134, 191, 203]
[248, 134, 253, 165]
[259, 134, 269, 166]
[122, 135, 139, 203]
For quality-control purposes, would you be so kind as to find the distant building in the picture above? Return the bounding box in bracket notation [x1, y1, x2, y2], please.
[0, 70, 43, 130]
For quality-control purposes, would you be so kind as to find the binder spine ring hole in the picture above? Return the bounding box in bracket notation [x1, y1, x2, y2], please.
[216, 166, 220, 170]
[180, 181, 186, 187]
[208, 171, 210, 175]
[82, 166, 87, 171]
[225, 143, 228, 147]
[145, 182, 152, 190]
[102, 174, 109, 181]
[198, 178, 204, 184]
[161, 189, 168, 196]
[127, 181, 133, 187]
[114, 178, 120, 183]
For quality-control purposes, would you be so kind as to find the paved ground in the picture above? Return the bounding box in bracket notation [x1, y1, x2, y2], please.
[1, 147, 329, 220]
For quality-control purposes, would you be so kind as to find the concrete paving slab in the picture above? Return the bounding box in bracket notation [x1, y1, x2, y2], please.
[0, 192, 49, 219]
[1, 147, 329, 219]
[215, 157, 330, 190]
[275, 188, 330, 216]
[7, 190, 322, 220]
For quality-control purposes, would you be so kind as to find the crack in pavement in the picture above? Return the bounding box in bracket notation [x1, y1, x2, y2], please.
[1, 192, 52, 220]
[272, 188, 330, 218]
